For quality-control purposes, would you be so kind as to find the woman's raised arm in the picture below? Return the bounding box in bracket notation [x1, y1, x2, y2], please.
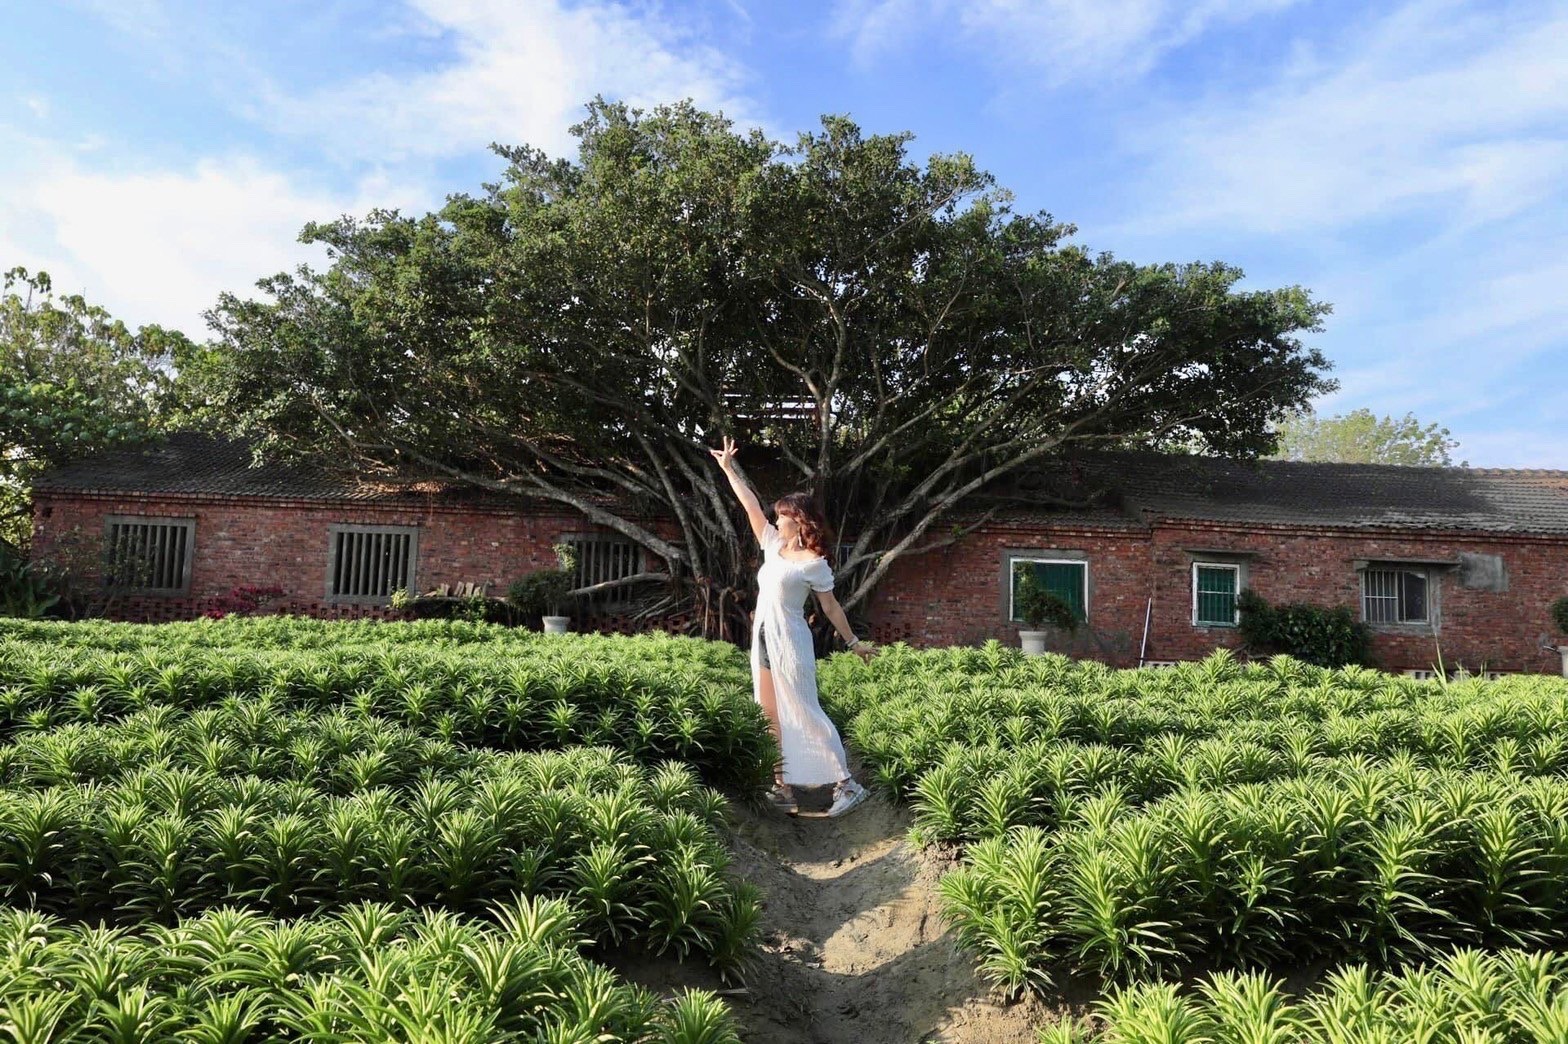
[708, 436, 770, 545]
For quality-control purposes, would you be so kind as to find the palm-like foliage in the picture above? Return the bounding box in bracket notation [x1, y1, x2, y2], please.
[0, 898, 742, 1042]
[1043, 947, 1568, 1043]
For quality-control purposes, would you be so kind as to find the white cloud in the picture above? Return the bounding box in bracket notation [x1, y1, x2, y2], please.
[6, 0, 764, 339]
[22, 95, 49, 119]
[1116, 0, 1568, 235]
[833, 0, 1299, 84]
[257, 0, 760, 163]
[0, 126, 427, 337]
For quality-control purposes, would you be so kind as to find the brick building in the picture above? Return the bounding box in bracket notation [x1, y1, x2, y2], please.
[27, 432, 1568, 674]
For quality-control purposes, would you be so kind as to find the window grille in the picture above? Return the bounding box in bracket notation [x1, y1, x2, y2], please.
[104, 516, 194, 593]
[1192, 564, 1240, 626]
[564, 535, 642, 609]
[1009, 558, 1088, 623]
[1362, 568, 1428, 624]
[327, 525, 417, 602]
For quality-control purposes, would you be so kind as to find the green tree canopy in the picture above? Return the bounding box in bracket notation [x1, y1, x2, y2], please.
[204, 98, 1335, 638]
[1269, 407, 1464, 466]
[0, 268, 205, 551]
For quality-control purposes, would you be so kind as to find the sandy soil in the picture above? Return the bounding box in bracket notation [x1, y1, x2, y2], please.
[606, 767, 1087, 1043]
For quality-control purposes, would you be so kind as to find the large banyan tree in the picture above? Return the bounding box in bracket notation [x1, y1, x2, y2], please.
[205, 99, 1334, 640]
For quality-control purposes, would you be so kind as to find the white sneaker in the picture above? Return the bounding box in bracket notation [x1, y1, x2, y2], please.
[827, 779, 870, 818]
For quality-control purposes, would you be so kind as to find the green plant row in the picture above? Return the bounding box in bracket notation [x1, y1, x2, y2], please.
[909, 716, 1568, 844]
[819, 646, 1568, 800]
[0, 616, 750, 667]
[0, 701, 487, 791]
[0, 896, 741, 1043]
[0, 638, 774, 791]
[942, 764, 1568, 995]
[0, 746, 759, 974]
[1041, 947, 1568, 1044]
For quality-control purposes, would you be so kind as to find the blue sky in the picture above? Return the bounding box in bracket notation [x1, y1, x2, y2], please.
[3, 0, 1565, 466]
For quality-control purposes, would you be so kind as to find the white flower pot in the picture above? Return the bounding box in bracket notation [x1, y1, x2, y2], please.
[542, 616, 570, 634]
[1019, 630, 1049, 656]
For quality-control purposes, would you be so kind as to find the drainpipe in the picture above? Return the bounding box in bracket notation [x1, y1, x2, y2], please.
[1138, 596, 1152, 668]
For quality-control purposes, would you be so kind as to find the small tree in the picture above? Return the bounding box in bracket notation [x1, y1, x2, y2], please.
[1, 267, 204, 551]
[1551, 596, 1568, 637]
[1270, 408, 1464, 466]
[508, 543, 580, 619]
[1016, 572, 1078, 633]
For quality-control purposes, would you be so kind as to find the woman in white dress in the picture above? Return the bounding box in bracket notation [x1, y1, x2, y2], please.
[710, 436, 875, 817]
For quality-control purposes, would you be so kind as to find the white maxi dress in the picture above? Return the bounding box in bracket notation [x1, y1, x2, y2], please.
[750, 522, 852, 786]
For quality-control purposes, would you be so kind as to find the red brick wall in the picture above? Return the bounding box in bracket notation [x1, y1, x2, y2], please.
[28, 491, 644, 624]
[30, 492, 1568, 673]
[862, 518, 1568, 674]
[1147, 522, 1568, 675]
[862, 522, 1153, 663]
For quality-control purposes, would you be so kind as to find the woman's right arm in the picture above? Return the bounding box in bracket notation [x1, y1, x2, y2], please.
[708, 436, 770, 545]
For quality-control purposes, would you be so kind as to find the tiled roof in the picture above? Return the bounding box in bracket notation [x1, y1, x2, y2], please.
[33, 433, 1568, 536]
[31, 431, 519, 506]
[1008, 451, 1568, 535]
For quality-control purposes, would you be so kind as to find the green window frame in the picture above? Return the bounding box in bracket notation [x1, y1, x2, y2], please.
[1192, 563, 1240, 626]
[1009, 558, 1087, 624]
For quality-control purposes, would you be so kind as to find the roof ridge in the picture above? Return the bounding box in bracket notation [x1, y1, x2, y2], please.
[1068, 448, 1568, 479]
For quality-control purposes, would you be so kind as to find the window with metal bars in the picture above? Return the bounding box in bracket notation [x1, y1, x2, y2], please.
[563, 534, 642, 609]
[1192, 563, 1240, 626]
[326, 525, 417, 602]
[103, 516, 195, 594]
[1361, 567, 1428, 624]
[1009, 557, 1088, 624]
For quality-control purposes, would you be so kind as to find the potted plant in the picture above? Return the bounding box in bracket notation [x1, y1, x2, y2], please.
[508, 543, 579, 634]
[1015, 571, 1078, 656]
[1551, 596, 1568, 677]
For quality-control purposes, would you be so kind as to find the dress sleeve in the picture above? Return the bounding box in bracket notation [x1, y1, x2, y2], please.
[807, 558, 835, 593]
[760, 522, 780, 552]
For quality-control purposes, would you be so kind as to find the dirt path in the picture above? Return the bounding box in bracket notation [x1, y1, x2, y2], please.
[610, 768, 1058, 1043]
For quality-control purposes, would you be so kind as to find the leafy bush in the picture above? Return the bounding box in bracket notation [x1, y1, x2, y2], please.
[1015, 573, 1078, 632]
[406, 593, 516, 624]
[1552, 595, 1568, 636]
[200, 583, 285, 619]
[509, 542, 580, 618]
[0, 545, 62, 620]
[1236, 589, 1372, 667]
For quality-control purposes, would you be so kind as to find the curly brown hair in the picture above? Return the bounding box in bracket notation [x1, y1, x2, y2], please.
[773, 492, 835, 564]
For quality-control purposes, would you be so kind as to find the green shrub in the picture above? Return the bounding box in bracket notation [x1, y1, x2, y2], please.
[1237, 589, 1371, 667]
[509, 543, 580, 617]
[0, 545, 62, 620]
[1015, 574, 1078, 632]
[1551, 595, 1568, 636]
